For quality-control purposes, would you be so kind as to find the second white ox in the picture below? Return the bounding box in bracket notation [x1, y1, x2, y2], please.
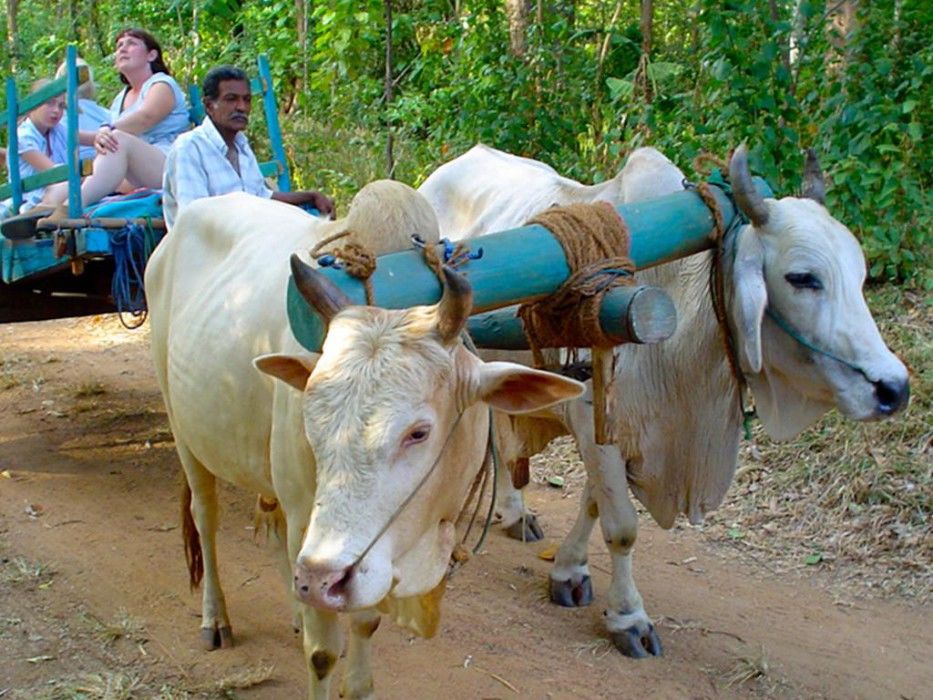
[145, 183, 584, 698]
[418, 144, 910, 657]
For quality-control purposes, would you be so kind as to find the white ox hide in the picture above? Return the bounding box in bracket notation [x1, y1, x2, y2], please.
[145, 185, 585, 699]
[418, 143, 909, 657]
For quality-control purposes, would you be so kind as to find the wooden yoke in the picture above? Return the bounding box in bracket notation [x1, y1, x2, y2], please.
[286, 176, 773, 354]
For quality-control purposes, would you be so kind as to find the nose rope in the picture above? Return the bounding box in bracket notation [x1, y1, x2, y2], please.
[763, 306, 871, 382]
[347, 410, 465, 571]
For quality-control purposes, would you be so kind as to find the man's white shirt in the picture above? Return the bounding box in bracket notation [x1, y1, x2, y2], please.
[162, 116, 273, 229]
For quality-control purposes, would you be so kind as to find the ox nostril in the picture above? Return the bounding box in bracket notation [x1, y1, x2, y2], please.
[294, 573, 311, 596]
[326, 566, 353, 599]
[874, 378, 909, 415]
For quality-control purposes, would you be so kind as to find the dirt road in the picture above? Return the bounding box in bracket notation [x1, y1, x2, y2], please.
[1, 317, 929, 699]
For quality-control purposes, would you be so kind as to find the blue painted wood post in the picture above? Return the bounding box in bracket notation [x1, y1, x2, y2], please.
[5, 78, 22, 215]
[65, 46, 82, 218]
[258, 55, 291, 193]
[287, 177, 773, 353]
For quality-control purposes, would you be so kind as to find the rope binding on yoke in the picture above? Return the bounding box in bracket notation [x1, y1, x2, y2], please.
[684, 166, 756, 439]
[518, 201, 636, 368]
[310, 230, 378, 305]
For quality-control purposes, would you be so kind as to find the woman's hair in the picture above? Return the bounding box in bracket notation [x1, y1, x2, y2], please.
[55, 56, 96, 100]
[114, 28, 171, 85]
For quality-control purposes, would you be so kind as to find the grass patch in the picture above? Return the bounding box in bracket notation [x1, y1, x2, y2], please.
[184, 663, 276, 694]
[74, 382, 107, 398]
[80, 609, 148, 646]
[723, 644, 770, 688]
[1, 556, 54, 587]
[25, 672, 143, 700]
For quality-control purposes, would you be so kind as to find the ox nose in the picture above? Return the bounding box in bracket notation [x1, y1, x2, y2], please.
[874, 377, 909, 415]
[293, 559, 354, 610]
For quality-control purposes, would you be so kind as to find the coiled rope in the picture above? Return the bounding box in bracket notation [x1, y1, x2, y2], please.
[109, 219, 158, 329]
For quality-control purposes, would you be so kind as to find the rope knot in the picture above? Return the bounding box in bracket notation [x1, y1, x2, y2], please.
[517, 201, 635, 366]
[310, 230, 378, 304]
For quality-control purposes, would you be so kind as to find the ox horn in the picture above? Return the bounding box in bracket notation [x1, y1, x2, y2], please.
[435, 266, 473, 345]
[290, 253, 352, 325]
[730, 144, 770, 228]
[802, 148, 826, 205]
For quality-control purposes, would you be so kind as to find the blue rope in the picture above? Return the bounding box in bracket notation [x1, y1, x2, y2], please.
[109, 223, 149, 327]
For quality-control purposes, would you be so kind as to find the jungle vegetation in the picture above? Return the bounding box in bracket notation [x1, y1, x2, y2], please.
[2, 0, 930, 283]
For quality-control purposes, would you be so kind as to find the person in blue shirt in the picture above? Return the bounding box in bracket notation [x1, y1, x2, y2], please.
[1, 80, 72, 220]
[55, 56, 111, 161]
[42, 28, 189, 212]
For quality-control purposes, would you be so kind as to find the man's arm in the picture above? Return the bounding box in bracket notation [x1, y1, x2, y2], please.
[271, 190, 335, 218]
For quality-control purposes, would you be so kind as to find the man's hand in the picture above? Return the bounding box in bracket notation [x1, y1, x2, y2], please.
[306, 190, 335, 219]
[275, 190, 336, 219]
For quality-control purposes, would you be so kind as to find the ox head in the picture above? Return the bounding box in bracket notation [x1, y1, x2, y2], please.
[256, 256, 584, 613]
[727, 145, 909, 440]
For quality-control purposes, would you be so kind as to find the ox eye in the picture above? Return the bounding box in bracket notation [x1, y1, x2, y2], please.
[403, 425, 431, 447]
[785, 272, 823, 290]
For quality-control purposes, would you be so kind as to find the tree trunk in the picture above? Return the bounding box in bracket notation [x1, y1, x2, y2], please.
[826, 0, 859, 88]
[6, 0, 19, 73]
[505, 0, 529, 58]
[296, 0, 310, 96]
[637, 0, 654, 104]
[384, 0, 395, 178]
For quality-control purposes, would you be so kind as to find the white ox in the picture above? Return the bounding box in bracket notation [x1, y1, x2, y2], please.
[145, 182, 584, 699]
[418, 144, 910, 657]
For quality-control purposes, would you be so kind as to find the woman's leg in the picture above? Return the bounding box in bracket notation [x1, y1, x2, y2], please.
[80, 131, 165, 206]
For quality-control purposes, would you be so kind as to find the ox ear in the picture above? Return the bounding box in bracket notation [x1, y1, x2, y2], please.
[254, 353, 320, 391]
[730, 231, 768, 374]
[475, 362, 585, 414]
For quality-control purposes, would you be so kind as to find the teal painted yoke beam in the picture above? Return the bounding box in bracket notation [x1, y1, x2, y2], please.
[467, 285, 677, 349]
[287, 177, 773, 353]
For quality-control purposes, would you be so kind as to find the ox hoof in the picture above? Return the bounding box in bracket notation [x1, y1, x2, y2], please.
[610, 623, 662, 659]
[200, 624, 234, 650]
[503, 514, 544, 542]
[549, 575, 593, 608]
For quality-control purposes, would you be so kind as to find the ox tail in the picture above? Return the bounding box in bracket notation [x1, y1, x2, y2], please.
[181, 474, 204, 590]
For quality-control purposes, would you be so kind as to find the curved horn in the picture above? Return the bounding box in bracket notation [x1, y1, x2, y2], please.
[435, 266, 473, 345]
[729, 144, 769, 228]
[801, 148, 826, 205]
[290, 253, 352, 325]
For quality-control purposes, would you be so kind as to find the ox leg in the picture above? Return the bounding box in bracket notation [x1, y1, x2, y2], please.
[254, 495, 304, 634]
[340, 611, 381, 700]
[282, 510, 342, 699]
[563, 399, 661, 658]
[300, 605, 341, 700]
[496, 457, 544, 543]
[181, 451, 233, 649]
[549, 480, 597, 607]
[491, 412, 544, 543]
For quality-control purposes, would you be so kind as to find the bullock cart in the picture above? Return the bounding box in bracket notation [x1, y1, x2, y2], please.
[0, 46, 291, 323]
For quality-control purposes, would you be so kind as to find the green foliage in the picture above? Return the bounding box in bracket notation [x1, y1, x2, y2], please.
[2, 0, 928, 283]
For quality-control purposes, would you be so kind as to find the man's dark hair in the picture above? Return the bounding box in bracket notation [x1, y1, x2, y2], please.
[202, 65, 250, 101]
